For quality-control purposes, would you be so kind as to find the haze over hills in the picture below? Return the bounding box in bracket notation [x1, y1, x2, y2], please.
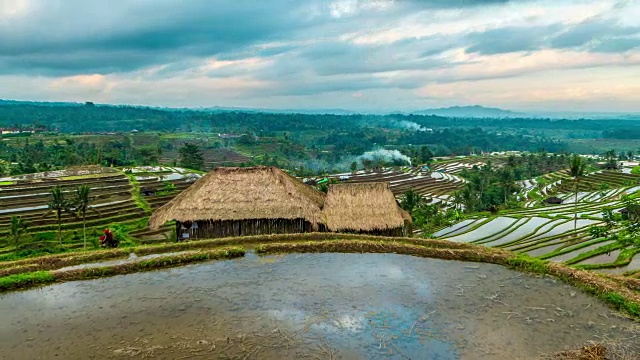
[413, 105, 523, 118]
[1, 99, 639, 120]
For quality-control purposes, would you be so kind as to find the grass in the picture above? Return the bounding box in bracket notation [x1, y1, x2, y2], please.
[0, 271, 55, 291]
[0, 233, 481, 273]
[0, 217, 151, 261]
[573, 248, 640, 271]
[60, 173, 116, 181]
[0, 248, 245, 292]
[505, 253, 550, 274]
[564, 242, 623, 265]
[124, 173, 153, 213]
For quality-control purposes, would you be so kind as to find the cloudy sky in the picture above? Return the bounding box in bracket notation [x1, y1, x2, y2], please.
[1, 0, 639, 112]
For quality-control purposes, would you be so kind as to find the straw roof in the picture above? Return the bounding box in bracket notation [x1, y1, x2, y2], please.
[545, 196, 563, 204]
[149, 166, 325, 229]
[322, 182, 411, 232]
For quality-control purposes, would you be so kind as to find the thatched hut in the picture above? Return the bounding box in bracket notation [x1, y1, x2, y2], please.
[619, 204, 640, 222]
[322, 182, 412, 236]
[149, 166, 326, 240]
[545, 196, 563, 205]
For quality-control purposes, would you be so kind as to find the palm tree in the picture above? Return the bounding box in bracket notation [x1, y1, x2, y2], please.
[451, 190, 465, 212]
[400, 189, 424, 217]
[10, 216, 28, 248]
[496, 168, 515, 204]
[45, 185, 70, 245]
[73, 185, 96, 249]
[569, 154, 586, 236]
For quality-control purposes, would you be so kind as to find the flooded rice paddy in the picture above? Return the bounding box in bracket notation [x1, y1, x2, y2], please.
[1, 253, 638, 360]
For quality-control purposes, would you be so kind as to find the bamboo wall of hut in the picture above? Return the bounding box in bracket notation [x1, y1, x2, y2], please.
[176, 218, 325, 241]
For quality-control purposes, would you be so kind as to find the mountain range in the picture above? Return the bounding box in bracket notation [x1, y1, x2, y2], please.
[1, 99, 638, 120]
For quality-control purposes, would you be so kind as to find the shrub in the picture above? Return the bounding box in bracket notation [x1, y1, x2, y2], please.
[34, 232, 56, 242]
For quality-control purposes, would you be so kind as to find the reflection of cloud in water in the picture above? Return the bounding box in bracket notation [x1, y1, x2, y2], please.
[337, 314, 366, 332]
[310, 313, 366, 334]
[378, 264, 404, 279]
[268, 308, 366, 333]
[413, 282, 431, 298]
[267, 309, 306, 322]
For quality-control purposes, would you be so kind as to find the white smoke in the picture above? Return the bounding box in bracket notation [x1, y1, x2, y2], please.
[385, 119, 432, 132]
[395, 120, 426, 132]
[357, 149, 411, 166]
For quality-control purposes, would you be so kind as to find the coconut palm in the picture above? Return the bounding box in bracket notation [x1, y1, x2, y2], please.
[400, 189, 424, 217]
[569, 154, 587, 236]
[45, 185, 71, 245]
[10, 216, 28, 248]
[451, 190, 465, 212]
[495, 168, 515, 204]
[73, 185, 98, 249]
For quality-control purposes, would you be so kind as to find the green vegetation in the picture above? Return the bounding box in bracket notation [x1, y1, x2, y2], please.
[45, 185, 71, 245]
[457, 152, 569, 212]
[178, 143, 204, 170]
[569, 154, 587, 236]
[0, 271, 55, 291]
[9, 216, 29, 248]
[73, 185, 95, 249]
[399, 189, 424, 217]
[0, 248, 244, 292]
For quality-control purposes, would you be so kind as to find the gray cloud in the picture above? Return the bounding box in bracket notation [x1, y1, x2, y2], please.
[550, 17, 639, 49]
[0, 0, 639, 112]
[465, 16, 640, 55]
[466, 25, 562, 55]
[297, 39, 451, 76]
[0, 0, 314, 75]
[591, 37, 640, 52]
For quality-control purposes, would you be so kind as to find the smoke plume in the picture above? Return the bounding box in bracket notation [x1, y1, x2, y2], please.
[357, 149, 411, 166]
[395, 120, 427, 132]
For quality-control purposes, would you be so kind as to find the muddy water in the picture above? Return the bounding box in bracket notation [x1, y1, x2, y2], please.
[1, 253, 638, 360]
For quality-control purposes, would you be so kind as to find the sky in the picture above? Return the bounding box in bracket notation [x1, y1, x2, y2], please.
[0, 0, 639, 113]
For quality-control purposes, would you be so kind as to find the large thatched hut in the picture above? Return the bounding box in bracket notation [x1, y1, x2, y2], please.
[322, 182, 412, 236]
[149, 166, 326, 240]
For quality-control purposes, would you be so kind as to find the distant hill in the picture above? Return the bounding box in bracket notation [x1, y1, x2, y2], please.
[414, 105, 524, 118]
[201, 106, 358, 115]
[0, 99, 80, 107]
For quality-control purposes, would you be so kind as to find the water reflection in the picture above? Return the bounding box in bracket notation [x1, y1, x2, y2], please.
[0, 253, 637, 359]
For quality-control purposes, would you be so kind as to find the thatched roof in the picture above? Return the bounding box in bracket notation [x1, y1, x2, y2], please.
[322, 182, 411, 232]
[149, 166, 325, 229]
[545, 196, 563, 204]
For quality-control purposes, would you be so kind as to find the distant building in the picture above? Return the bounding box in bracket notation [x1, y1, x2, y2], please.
[0, 128, 37, 135]
[218, 133, 245, 139]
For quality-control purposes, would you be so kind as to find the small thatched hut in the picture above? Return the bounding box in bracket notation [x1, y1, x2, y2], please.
[322, 182, 412, 236]
[545, 196, 563, 205]
[619, 204, 640, 222]
[149, 166, 326, 240]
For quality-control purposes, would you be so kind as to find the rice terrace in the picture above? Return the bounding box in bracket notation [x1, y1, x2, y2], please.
[3, 1, 640, 359]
